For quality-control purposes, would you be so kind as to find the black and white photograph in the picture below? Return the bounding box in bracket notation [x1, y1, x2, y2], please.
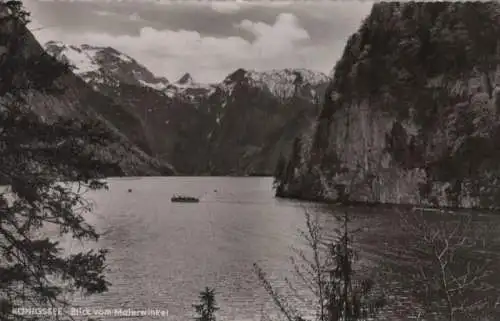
[1, 0, 500, 321]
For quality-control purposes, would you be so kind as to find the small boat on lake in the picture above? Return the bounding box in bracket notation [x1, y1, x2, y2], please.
[171, 195, 200, 203]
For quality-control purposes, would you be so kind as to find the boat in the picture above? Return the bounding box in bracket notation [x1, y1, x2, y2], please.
[171, 195, 200, 203]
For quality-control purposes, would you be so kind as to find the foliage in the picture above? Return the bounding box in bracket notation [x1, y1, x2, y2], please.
[254, 208, 385, 321]
[388, 210, 498, 321]
[332, 2, 500, 101]
[0, 1, 120, 320]
[192, 287, 219, 321]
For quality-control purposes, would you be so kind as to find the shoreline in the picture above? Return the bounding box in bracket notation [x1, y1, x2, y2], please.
[275, 189, 500, 215]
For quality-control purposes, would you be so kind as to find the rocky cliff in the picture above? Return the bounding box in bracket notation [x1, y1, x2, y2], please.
[0, 8, 174, 176]
[276, 1, 500, 209]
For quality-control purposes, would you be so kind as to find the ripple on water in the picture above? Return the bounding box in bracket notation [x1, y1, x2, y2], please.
[47, 178, 500, 321]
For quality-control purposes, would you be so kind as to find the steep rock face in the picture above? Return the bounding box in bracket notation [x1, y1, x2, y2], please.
[0, 15, 174, 176]
[277, 2, 500, 209]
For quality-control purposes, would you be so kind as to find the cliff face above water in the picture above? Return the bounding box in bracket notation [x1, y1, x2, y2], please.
[276, 1, 500, 209]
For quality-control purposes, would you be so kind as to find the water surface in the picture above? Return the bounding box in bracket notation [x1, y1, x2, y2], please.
[51, 177, 500, 321]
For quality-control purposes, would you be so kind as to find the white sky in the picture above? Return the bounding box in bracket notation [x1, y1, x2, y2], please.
[24, 0, 373, 83]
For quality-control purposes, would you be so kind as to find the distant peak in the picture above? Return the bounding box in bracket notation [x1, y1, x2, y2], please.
[102, 46, 121, 54]
[177, 73, 193, 85]
[80, 44, 95, 50]
[224, 68, 248, 83]
[45, 40, 63, 46]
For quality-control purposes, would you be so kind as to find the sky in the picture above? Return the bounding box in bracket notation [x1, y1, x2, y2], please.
[24, 0, 374, 83]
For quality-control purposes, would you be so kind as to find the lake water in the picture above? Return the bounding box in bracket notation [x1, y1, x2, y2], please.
[50, 177, 500, 321]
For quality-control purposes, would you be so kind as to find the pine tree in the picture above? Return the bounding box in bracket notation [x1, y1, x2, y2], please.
[0, 1, 121, 320]
[193, 287, 219, 321]
[324, 210, 385, 321]
[254, 209, 385, 321]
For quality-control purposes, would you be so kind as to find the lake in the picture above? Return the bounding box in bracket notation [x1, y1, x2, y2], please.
[50, 177, 500, 321]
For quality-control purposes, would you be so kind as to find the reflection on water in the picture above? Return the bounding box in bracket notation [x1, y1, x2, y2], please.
[43, 177, 500, 321]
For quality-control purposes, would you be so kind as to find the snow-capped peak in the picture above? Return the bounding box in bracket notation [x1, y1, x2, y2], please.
[176, 73, 194, 85]
[45, 41, 100, 75]
[166, 73, 216, 99]
[250, 68, 330, 87]
[222, 68, 330, 98]
[44, 41, 169, 91]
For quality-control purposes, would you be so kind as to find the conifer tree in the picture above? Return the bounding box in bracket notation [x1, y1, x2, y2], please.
[0, 1, 121, 320]
[193, 287, 219, 321]
[254, 209, 385, 321]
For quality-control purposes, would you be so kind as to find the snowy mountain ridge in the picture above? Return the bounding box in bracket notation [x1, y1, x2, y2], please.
[44, 41, 329, 100]
[45, 41, 170, 91]
[223, 67, 329, 99]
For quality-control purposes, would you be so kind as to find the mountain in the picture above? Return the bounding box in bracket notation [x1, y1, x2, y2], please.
[275, 1, 500, 209]
[1, 21, 174, 176]
[45, 41, 170, 91]
[176, 73, 194, 85]
[205, 68, 328, 175]
[45, 41, 330, 175]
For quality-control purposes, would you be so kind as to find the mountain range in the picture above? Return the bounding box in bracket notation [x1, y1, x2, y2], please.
[44, 41, 330, 175]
